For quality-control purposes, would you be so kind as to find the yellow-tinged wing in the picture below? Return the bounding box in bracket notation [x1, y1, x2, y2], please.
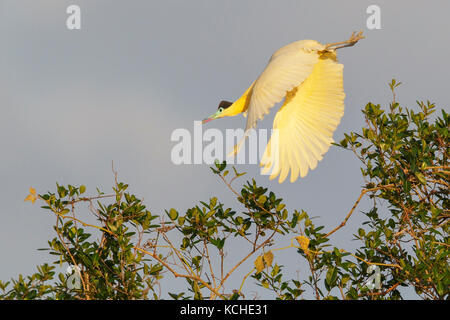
[245, 40, 325, 131]
[260, 52, 345, 183]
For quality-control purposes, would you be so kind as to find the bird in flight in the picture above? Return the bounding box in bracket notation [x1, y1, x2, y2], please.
[202, 31, 364, 183]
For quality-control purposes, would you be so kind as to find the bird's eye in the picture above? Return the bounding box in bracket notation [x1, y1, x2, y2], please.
[218, 100, 233, 111]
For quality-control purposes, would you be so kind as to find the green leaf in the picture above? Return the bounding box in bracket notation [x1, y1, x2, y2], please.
[257, 195, 267, 204]
[210, 197, 217, 208]
[325, 267, 338, 288]
[415, 172, 427, 185]
[168, 209, 178, 220]
[217, 238, 225, 250]
[182, 237, 190, 249]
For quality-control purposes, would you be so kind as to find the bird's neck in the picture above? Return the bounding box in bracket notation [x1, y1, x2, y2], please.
[220, 82, 255, 117]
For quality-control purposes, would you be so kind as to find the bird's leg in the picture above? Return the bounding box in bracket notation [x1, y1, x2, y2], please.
[324, 31, 365, 51]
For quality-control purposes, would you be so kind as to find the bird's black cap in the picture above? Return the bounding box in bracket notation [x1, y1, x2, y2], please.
[218, 100, 233, 110]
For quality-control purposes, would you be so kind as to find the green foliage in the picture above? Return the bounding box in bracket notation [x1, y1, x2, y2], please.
[1, 80, 448, 300]
[333, 85, 449, 299]
[2, 184, 162, 299]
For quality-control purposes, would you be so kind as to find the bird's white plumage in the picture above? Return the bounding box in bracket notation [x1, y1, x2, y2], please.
[219, 37, 354, 182]
[260, 53, 345, 182]
[245, 40, 326, 131]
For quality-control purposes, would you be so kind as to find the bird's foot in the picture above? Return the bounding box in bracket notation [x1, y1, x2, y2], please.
[324, 31, 365, 51]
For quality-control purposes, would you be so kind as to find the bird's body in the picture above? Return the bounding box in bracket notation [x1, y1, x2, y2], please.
[202, 32, 364, 183]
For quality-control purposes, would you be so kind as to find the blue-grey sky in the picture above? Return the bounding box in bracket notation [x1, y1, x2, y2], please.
[1, 0, 448, 299]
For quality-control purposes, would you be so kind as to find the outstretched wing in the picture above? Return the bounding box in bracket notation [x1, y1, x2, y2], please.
[245, 40, 325, 131]
[260, 52, 345, 183]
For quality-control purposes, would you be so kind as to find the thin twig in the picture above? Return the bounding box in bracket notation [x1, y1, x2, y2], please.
[325, 184, 395, 238]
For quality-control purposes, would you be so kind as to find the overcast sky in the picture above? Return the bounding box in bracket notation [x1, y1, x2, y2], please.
[1, 0, 449, 299]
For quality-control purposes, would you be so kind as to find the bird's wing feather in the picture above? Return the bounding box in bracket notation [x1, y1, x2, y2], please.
[260, 53, 345, 183]
[245, 40, 325, 131]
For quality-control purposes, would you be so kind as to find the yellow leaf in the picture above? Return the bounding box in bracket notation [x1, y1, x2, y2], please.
[24, 195, 35, 203]
[24, 187, 37, 204]
[255, 251, 274, 274]
[263, 251, 274, 267]
[254, 255, 264, 273]
[296, 236, 310, 254]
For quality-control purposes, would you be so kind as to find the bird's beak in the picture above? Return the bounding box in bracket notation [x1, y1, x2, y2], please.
[201, 110, 221, 124]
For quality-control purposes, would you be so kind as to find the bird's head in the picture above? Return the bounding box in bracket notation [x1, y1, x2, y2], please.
[202, 100, 233, 124]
